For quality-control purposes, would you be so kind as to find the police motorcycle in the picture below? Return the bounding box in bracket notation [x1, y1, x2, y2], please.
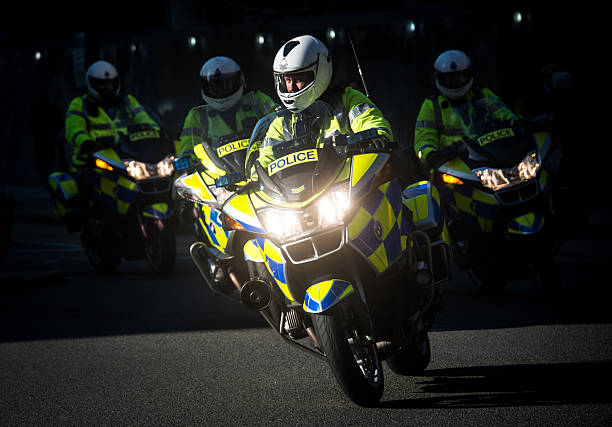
[48, 123, 183, 274]
[175, 100, 451, 406]
[173, 128, 255, 299]
[427, 96, 559, 293]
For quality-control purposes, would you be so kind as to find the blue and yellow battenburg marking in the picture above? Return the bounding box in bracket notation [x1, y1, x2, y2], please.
[439, 180, 498, 233]
[477, 128, 514, 146]
[268, 149, 318, 176]
[88, 167, 138, 215]
[255, 236, 295, 302]
[303, 279, 354, 313]
[48, 172, 80, 221]
[216, 138, 249, 158]
[507, 212, 544, 235]
[349, 153, 389, 200]
[142, 203, 172, 219]
[348, 179, 409, 274]
[199, 205, 229, 253]
[402, 181, 440, 230]
[223, 194, 264, 233]
[243, 239, 264, 262]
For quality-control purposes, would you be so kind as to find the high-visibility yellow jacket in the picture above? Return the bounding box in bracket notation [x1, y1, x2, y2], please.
[178, 90, 277, 157]
[414, 87, 517, 166]
[257, 86, 393, 169]
[65, 93, 159, 170]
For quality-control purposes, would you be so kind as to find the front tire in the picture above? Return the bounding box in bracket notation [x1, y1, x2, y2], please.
[312, 307, 384, 407]
[144, 229, 176, 275]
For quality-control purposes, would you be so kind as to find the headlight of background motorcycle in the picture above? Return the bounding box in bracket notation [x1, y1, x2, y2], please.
[474, 151, 539, 191]
[125, 155, 175, 180]
[259, 183, 350, 240]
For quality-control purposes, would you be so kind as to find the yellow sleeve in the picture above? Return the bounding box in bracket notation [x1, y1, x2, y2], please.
[65, 97, 91, 153]
[342, 88, 393, 141]
[178, 108, 203, 156]
[414, 98, 440, 164]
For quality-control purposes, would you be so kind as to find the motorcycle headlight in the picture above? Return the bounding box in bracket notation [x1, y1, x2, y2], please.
[259, 183, 350, 241]
[125, 155, 175, 180]
[316, 184, 350, 226]
[474, 151, 540, 191]
[259, 209, 304, 240]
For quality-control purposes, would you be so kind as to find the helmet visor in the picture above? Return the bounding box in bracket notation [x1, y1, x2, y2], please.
[436, 68, 472, 89]
[275, 70, 315, 94]
[89, 76, 119, 101]
[201, 70, 242, 99]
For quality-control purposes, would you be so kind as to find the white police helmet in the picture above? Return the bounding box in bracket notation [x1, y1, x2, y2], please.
[86, 60, 120, 102]
[434, 50, 473, 100]
[273, 35, 332, 113]
[200, 56, 245, 111]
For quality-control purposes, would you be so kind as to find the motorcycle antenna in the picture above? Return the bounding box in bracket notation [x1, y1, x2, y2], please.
[347, 31, 370, 98]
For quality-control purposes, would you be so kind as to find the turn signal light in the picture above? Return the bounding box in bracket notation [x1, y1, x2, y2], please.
[441, 173, 463, 185]
[95, 158, 113, 171]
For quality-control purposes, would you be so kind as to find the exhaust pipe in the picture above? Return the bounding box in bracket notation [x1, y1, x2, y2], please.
[240, 278, 272, 311]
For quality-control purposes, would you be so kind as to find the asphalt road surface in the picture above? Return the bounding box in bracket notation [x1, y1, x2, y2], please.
[1, 217, 612, 425]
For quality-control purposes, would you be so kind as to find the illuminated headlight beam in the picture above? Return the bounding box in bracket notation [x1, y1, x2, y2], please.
[474, 151, 539, 191]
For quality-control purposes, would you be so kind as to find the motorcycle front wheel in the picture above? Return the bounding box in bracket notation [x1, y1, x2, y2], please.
[85, 242, 121, 272]
[312, 306, 384, 407]
[144, 229, 176, 275]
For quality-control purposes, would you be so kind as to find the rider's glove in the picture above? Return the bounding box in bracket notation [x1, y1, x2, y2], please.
[365, 135, 394, 152]
[426, 141, 465, 170]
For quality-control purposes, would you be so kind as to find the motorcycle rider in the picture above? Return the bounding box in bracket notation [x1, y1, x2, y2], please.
[178, 56, 277, 159]
[254, 34, 394, 170]
[65, 60, 161, 173]
[414, 49, 519, 171]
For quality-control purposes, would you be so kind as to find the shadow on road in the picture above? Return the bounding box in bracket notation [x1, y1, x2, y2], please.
[380, 361, 612, 408]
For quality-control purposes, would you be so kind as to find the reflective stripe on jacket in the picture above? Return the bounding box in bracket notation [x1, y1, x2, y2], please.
[65, 93, 159, 168]
[414, 87, 513, 165]
[178, 90, 277, 156]
[257, 86, 393, 168]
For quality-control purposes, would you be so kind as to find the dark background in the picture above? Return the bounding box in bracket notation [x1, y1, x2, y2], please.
[0, 1, 593, 186]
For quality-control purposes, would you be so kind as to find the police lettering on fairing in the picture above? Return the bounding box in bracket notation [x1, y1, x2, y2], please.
[268, 149, 318, 176]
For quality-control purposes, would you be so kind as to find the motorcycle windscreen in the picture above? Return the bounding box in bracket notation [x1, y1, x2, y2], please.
[463, 130, 536, 169]
[450, 96, 535, 169]
[260, 143, 344, 203]
[116, 129, 175, 163]
[207, 131, 251, 176]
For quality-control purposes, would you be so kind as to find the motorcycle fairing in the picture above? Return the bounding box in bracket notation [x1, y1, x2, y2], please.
[254, 236, 295, 302]
[243, 239, 264, 262]
[89, 168, 138, 215]
[507, 212, 545, 235]
[48, 172, 80, 222]
[402, 181, 441, 231]
[96, 147, 123, 167]
[180, 172, 217, 205]
[194, 143, 226, 178]
[141, 202, 172, 219]
[438, 182, 498, 233]
[223, 193, 264, 233]
[198, 204, 228, 253]
[533, 131, 553, 160]
[303, 279, 354, 313]
[438, 157, 480, 183]
[348, 179, 409, 275]
[349, 153, 390, 201]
